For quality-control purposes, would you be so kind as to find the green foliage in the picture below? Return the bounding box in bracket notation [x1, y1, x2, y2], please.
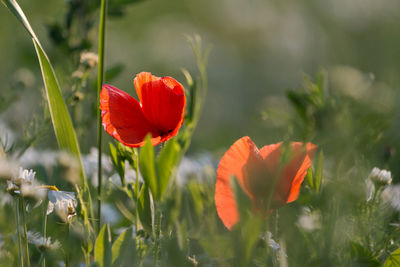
[2, 0, 400, 265]
[2, 0, 86, 186]
[137, 183, 152, 234]
[139, 135, 158, 200]
[385, 248, 400, 267]
[95, 224, 112, 267]
[111, 228, 136, 267]
[157, 138, 181, 199]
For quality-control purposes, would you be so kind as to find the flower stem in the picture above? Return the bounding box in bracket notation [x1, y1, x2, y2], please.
[41, 202, 48, 267]
[134, 148, 140, 250]
[96, 0, 108, 233]
[153, 206, 162, 267]
[15, 198, 24, 267]
[20, 197, 30, 267]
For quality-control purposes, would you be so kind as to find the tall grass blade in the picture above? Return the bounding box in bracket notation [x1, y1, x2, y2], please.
[2, 0, 87, 186]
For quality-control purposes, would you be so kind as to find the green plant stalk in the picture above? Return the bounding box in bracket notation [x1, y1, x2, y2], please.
[15, 198, 24, 267]
[96, 0, 108, 233]
[2, 0, 94, 234]
[153, 206, 162, 267]
[20, 198, 30, 267]
[134, 148, 140, 250]
[65, 223, 71, 267]
[41, 202, 48, 267]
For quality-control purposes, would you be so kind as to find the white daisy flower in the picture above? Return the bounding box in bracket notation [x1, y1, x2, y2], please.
[27, 231, 60, 251]
[369, 167, 392, 186]
[80, 51, 98, 68]
[47, 190, 77, 222]
[382, 185, 400, 211]
[297, 207, 321, 232]
[0, 158, 19, 181]
[7, 168, 45, 201]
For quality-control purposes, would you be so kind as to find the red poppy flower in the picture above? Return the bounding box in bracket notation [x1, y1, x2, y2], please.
[100, 72, 186, 147]
[215, 136, 317, 230]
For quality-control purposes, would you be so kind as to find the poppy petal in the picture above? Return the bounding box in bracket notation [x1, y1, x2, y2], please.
[285, 142, 317, 203]
[260, 142, 317, 206]
[260, 142, 282, 172]
[140, 76, 186, 139]
[215, 136, 260, 229]
[133, 72, 160, 103]
[100, 84, 161, 147]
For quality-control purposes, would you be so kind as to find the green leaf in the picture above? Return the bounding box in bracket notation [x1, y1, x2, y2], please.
[137, 184, 152, 234]
[187, 181, 204, 218]
[314, 150, 324, 193]
[112, 228, 136, 267]
[230, 176, 252, 221]
[139, 135, 158, 199]
[385, 248, 400, 267]
[157, 138, 181, 200]
[109, 142, 125, 187]
[306, 167, 314, 190]
[3, 0, 86, 186]
[95, 224, 112, 267]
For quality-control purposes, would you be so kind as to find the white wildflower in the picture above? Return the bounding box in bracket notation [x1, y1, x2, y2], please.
[27, 231, 60, 251]
[369, 167, 392, 186]
[47, 190, 77, 222]
[57, 152, 80, 185]
[82, 147, 113, 187]
[176, 154, 215, 186]
[297, 207, 321, 232]
[19, 148, 59, 169]
[80, 52, 98, 68]
[18, 168, 35, 183]
[0, 158, 19, 181]
[267, 232, 281, 252]
[382, 185, 400, 211]
[7, 168, 45, 201]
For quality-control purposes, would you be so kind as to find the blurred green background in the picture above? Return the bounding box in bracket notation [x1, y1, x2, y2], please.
[1, 0, 400, 157]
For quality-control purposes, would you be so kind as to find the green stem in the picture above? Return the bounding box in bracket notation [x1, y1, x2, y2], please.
[135, 149, 140, 249]
[153, 206, 162, 267]
[16, 198, 24, 267]
[96, 0, 108, 233]
[20, 197, 30, 267]
[65, 223, 70, 267]
[41, 202, 48, 267]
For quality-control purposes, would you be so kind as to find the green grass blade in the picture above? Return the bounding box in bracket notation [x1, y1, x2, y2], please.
[1, 0, 39, 44]
[314, 150, 324, 193]
[139, 135, 158, 200]
[3, 0, 86, 185]
[33, 41, 82, 163]
[157, 138, 181, 200]
[95, 224, 112, 267]
[112, 228, 135, 267]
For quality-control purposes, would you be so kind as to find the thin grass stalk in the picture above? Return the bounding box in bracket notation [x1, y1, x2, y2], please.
[96, 0, 108, 233]
[134, 148, 140, 250]
[15, 198, 24, 267]
[20, 198, 30, 267]
[65, 223, 70, 267]
[41, 202, 48, 267]
[153, 206, 162, 267]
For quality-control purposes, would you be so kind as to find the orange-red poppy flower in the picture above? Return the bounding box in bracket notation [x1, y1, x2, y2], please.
[100, 72, 186, 147]
[215, 136, 317, 230]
